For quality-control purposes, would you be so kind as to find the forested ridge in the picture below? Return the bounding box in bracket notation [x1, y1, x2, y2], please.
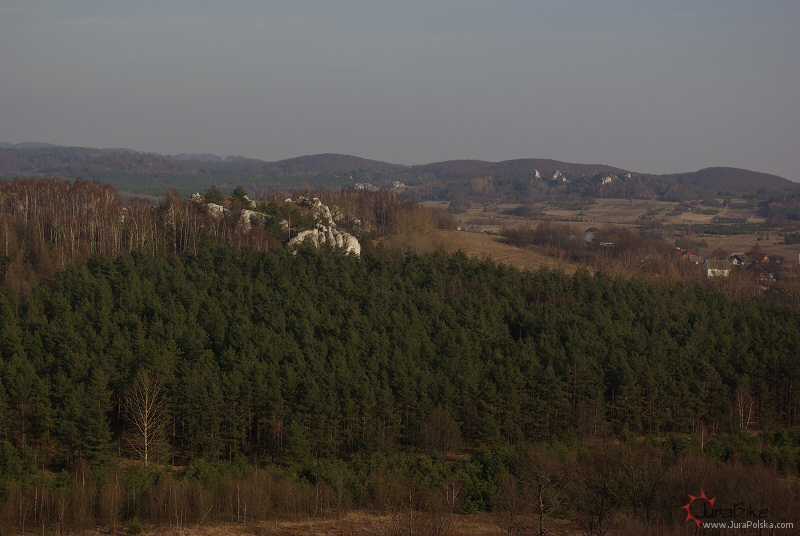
[3, 245, 799, 459]
[1, 179, 800, 534]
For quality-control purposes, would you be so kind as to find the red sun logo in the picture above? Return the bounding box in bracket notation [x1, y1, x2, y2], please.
[681, 489, 716, 527]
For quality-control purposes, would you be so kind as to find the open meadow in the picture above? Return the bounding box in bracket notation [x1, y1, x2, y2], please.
[429, 198, 800, 268]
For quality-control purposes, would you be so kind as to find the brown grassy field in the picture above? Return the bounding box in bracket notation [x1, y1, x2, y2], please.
[541, 198, 760, 226]
[444, 197, 761, 228]
[434, 229, 584, 274]
[134, 512, 494, 536]
[426, 198, 800, 270]
[135, 511, 582, 536]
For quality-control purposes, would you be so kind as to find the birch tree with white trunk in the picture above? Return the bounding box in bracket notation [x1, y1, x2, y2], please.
[124, 369, 167, 467]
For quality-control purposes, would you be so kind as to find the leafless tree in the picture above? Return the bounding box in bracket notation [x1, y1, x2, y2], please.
[123, 369, 167, 467]
[494, 473, 530, 536]
[518, 446, 562, 536]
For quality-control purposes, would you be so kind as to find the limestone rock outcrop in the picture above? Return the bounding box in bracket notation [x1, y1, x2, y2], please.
[289, 224, 361, 256]
[288, 197, 360, 255]
[238, 209, 266, 230]
[190, 192, 360, 255]
[205, 203, 225, 219]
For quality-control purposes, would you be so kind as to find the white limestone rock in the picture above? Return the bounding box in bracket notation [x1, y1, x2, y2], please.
[314, 201, 333, 226]
[205, 203, 225, 219]
[289, 224, 361, 256]
[285, 197, 360, 255]
[297, 196, 333, 226]
[238, 209, 265, 230]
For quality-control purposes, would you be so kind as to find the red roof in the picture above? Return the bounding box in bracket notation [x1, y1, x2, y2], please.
[745, 251, 769, 262]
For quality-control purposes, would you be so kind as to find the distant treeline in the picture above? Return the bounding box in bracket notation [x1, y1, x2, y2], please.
[673, 223, 763, 235]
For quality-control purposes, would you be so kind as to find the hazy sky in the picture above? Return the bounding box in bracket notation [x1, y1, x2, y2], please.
[1, 1, 798, 179]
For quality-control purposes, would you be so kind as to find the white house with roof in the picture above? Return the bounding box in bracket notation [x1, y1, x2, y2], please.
[703, 259, 731, 277]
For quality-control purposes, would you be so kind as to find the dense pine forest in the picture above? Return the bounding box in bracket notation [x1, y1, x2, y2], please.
[1, 178, 799, 535]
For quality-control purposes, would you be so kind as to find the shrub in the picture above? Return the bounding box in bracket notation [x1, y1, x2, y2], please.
[125, 517, 142, 535]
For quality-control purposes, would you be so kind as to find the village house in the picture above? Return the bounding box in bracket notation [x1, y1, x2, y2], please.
[746, 263, 774, 282]
[745, 250, 770, 264]
[703, 259, 732, 277]
[728, 254, 747, 266]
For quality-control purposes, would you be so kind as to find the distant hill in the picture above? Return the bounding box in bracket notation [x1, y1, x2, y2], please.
[218, 153, 407, 178]
[173, 153, 224, 162]
[267, 154, 406, 175]
[412, 160, 800, 191]
[660, 167, 798, 191]
[0, 145, 194, 176]
[0, 142, 62, 149]
[413, 158, 627, 180]
[1, 143, 796, 196]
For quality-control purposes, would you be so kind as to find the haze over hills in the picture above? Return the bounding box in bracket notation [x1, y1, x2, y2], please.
[660, 167, 798, 192]
[411, 158, 629, 180]
[271, 153, 407, 175]
[0, 142, 797, 195]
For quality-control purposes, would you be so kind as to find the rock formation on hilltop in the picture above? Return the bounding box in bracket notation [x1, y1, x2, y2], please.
[189, 192, 360, 254]
[289, 225, 361, 256]
[288, 197, 361, 256]
[190, 194, 266, 230]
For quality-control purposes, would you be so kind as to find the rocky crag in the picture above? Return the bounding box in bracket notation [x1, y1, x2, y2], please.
[287, 197, 361, 256]
[190, 193, 360, 256]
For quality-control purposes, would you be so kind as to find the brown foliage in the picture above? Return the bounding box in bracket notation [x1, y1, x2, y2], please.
[370, 472, 456, 536]
[0, 178, 283, 292]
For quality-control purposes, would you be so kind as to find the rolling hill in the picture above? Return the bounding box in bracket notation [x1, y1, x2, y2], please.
[1, 143, 797, 196]
[412, 158, 628, 180]
[661, 167, 798, 191]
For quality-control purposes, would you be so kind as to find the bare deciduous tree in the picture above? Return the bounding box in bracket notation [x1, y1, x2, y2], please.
[494, 473, 529, 536]
[519, 446, 562, 536]
[123, 369, 167, 467]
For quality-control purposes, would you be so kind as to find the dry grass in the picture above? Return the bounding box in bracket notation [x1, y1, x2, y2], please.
[132, 511, 505, 536]
[419, 198, 800, 276]
[693, 233, 800, 260]
[131, 511, 590, 536]
[545, 198, 654, 224]
[445, 198, 800, 264]
[434, 230, 584, 274]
